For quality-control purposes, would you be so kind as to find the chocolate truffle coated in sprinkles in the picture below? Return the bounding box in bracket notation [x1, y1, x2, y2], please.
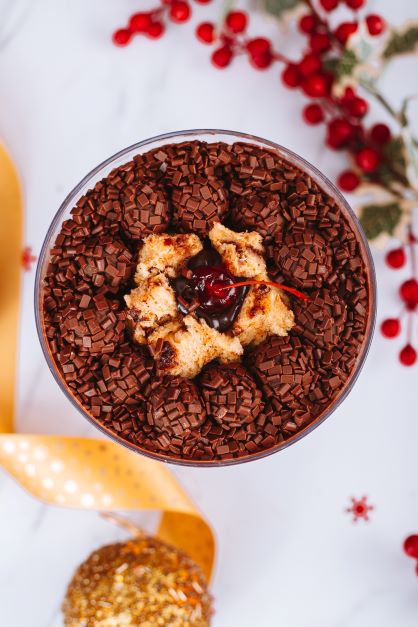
[41, 138, 370, 462]
[200, 363, 263, 428]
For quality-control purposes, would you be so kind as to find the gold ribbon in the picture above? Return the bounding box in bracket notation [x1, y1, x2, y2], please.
[0, 143, 214, 581]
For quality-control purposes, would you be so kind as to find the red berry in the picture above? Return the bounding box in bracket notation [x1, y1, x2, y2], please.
[303, 103, 324, 125]
[298, 53, 321, 78]
[338, 170, 360, 191]
[299, 14, 317, 34]
[348, 97, 369, 118]
[129, 12, 151, 33]
[281, 64, 301, 88]
[400, 344, 417, 367]
[112, 28, 132, 46]
[341, 86, 356, 103]
[399, 279, 418, 309]
[246, 39, 272, 70]
[345, 0, 365, 8]
[302, 74, 328, 98]
[146, 21, 165, 39]
[196, 22, 215, 44]
[370, 123, 391, 145]
[355, 147, 380, 172]
[170, 1, 191, 23]
[335, 22, 358, 44]
[247, 38, 271, 56]
[385, 248, 406, 269]
[309, 33, 332, 53]
[211, 46, 233, 69]
[226, 10, 248, 34]
[326, 119, 354, 148]
[403, 535, 418, 558]
[381, 318, 401, 339]
[249, 50, 273, 70]
[366, 14, 386, 36]
[320, 0, 339, 11]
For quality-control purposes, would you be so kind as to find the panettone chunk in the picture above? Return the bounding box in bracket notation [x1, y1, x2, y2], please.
[124, 273, 177, 343]
[149, 315, 243, 379]
[208, 223, 266, 278]
[135, 233, 203, 281]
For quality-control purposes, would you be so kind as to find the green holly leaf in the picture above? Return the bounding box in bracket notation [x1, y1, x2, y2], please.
[324, 50, 358, 80]
[261, 0, 303, 20]
[374, 136, 410, 188]
[383, 21, 418, 60]
[359, 201, 404, 241]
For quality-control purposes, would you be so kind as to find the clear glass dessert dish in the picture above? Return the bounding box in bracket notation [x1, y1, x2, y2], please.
[35, 129, 376, 467]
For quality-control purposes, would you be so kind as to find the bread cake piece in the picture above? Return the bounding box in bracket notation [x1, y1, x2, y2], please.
[149, 315, 243, 379]
[208, 223, 266, 278]
[135, 233, 202, 281]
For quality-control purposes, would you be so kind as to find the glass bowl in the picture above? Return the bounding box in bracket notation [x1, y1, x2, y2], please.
[35, 129, 376, 467]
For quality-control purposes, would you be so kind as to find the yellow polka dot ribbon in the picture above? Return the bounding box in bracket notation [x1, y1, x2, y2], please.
[0, 143, 215, 582]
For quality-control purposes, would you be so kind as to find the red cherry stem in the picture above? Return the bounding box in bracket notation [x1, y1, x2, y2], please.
[216, 279, 310, 301]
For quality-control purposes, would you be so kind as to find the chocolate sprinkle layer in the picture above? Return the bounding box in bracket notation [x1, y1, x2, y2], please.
[40, 139, 371, 462]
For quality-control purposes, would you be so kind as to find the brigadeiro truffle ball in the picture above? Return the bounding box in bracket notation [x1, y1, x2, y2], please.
[144, 376, 206, 438]
[121, 178, 170, 240]
[72, 237, 135, 294]
[230, 191, 284, 240]
[171, 174, 229, 235]
[274, 229, 333, 288]
[199, 363, 263, 429]
[292, 288, 347, 349]
[248, 335, 317, 403]
[58, 295, 127, 356]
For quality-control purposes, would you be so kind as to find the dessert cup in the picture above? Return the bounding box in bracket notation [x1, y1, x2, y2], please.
[35, 129, 376, 467]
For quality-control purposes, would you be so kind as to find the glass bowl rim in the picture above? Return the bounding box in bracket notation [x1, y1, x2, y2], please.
[35, 128, 377, 468]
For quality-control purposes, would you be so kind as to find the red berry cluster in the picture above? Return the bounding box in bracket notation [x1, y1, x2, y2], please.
[197, 11, 275, 70]
[112, 1, 389, 197]
[112, 0, 200, 45]
[381, 231, 418, 366]
[403, 535, 418, 576]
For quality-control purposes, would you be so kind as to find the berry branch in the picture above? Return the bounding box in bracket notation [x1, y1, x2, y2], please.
[111, 0, 418, 365]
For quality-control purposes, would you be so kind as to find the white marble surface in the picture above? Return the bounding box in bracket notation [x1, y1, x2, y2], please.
[1, 0, 418, 625]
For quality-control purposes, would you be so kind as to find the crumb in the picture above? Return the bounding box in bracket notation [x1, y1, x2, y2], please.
[233, 276, 294, 347]
[208, 222, 266, 277]
[149, 315, 243, 379]
[135, 233, 203, 281]
[124, 273, 178, 343]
